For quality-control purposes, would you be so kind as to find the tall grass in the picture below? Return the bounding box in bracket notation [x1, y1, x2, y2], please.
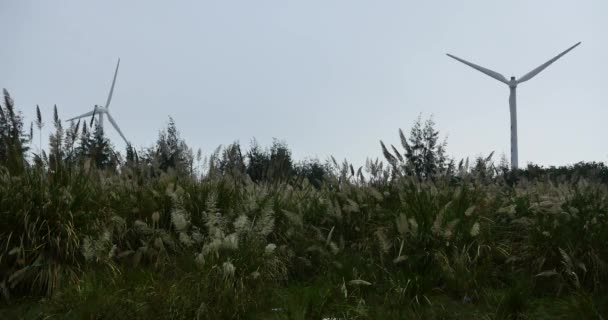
[1, 92, 607, 318]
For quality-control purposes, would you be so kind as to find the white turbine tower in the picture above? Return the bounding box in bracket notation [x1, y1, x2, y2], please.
[67, 58, 129, 145]
[447, 42, 581, 170]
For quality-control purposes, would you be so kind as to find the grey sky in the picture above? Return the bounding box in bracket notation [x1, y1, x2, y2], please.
[2, 1, 606, 168]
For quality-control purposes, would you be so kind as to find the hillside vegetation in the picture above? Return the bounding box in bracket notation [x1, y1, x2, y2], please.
[1, 90, 608, 319]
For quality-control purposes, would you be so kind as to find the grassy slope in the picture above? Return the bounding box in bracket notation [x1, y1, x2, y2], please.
[2, 165, 608, 319]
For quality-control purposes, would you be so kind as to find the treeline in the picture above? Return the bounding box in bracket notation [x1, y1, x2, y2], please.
[1, 90, 332, 186]
[1, 88, 607, 186]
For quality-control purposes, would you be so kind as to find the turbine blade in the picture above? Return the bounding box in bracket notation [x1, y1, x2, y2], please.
[106, 112, 129, 144]
[517, 42, 581, 84]
[105, 58, 120, 109]
[446, 53, 509, 84]
[66, 110, 95, 122]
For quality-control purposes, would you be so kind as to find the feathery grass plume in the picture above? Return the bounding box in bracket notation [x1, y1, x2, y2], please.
[396, 213, 409, 236]
[35, 105, 42, 129]
[368, 187, 383, 201]
[470, 222, 480, 237]
[134, 220, 153, 235]
[265, 243, 277, 256]
[152, 211, 160, 224]
[191, 227, 204, 243]
[202, 238, 223, 257]
[248, 271, 261, 281]
[194, 252, 205, 267]
[374, 228, 391, 253]
[280, 209, 303, 228]
[399, 128, 409, 150]
[203, 191, 227, 240]
[464, 205, 476, 217]
[222, 233, 239, 250]
[343, 198, 359, 213]
[179, 232, 194, 247]
[393, 255, 408, 264]
[341, 278, 348, 299]
[380, 141, 397, 167]
[3, 89, 14, 115]
[348, 279, 372, 286]
[432, 201, 451, 236]
[443, 218, 460, 239]
[233, 215, 251, 235]
[408, 217, 419, 235]
[53, 105, 60, 128]
[222, 260, 236, 278]
[253, 201, 275, 237]
[171, 208, 189, 232]
[325, 226, 335, 246]
[391, 144, 404, 162]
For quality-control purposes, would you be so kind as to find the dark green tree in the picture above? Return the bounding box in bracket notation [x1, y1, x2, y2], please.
[155, 117, 193, 175]
[0, 89, 29, 173]
[246, 139, 270, 183]
[63, 119, 81, 165]
[244, 139, 294, 183]
[220, 142, 246, 178]
[75, 122, 91, 161]
[86, 122, 115, 170]
[125, 143, 138, 166]
[268, 140, 293, 182]
[294, 159, 329, 188]
[381, 115, 450, 179]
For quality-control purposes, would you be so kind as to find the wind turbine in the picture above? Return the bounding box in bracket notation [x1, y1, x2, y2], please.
[67, 58, 129, 145]
[447, 42, 581, 170]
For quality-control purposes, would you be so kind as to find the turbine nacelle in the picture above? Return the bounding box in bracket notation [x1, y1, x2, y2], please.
[93, 105, 108, 114]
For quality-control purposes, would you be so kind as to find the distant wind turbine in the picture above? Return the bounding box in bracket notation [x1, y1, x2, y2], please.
[66, 58, 129, 145]
[447, 42, 581, 170]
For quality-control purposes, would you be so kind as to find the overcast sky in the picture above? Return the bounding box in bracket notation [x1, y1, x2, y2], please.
[2, 1, 606, 168]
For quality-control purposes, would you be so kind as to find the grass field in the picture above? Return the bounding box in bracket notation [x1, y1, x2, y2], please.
[2, 164, 608, 319]
[1, 92, 607, 319]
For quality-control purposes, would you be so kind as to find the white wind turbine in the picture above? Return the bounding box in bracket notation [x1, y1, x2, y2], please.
[67, 58, 129, 145]
[447, 42, 581, 170]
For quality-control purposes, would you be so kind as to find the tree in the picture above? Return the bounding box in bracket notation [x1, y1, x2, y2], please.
[0, 89, 29, 173]
[245, 139, 294, 183]
[294, 159, 329, 188]
[246, 139, 270, 183]
[125, 143, 138, 166]
[220, 142, 246, 178]
[268, 140, 293, 182]
[75, 122, 91, 161]
[63, 119, 81, 165]
[381, 115, 450, 179]
[79, 121, 116, 170]
[155, 117, 193, 175]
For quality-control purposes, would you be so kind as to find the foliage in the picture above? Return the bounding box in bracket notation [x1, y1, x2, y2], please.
[381, 115, 452, 179]
[1, 91, 608, 318]
[0, 89, 30, 174]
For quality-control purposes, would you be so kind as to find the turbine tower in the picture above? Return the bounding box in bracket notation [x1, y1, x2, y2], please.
[67, 58, 129, 145]
[447, 42, 581, 170]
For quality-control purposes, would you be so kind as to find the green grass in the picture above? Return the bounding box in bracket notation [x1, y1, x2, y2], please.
[3, 270, 607, 319]
[2, 138, 608, 319]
